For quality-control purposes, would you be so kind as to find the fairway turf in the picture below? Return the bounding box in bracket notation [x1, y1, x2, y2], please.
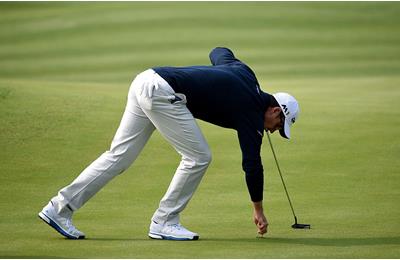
[1, 2, 400, 258]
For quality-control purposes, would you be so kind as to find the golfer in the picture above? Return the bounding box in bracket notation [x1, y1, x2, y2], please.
[39, 47, 299, 241]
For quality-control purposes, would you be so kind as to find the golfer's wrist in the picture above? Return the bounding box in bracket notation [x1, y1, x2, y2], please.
[253, 201, 263, 212]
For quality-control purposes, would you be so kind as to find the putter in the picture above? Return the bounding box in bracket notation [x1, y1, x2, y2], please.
[266, 132, 311, 229]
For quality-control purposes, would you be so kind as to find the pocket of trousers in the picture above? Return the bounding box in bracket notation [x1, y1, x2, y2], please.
[169, 93, 187, 105]
[139, 89, 176, 111]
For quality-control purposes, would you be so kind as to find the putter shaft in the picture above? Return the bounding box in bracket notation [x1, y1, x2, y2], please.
[266, 133, 311, 229]
[266, 132, 297, 221]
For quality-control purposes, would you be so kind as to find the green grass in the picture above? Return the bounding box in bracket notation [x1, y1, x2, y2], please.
[1, 2, 400, 258]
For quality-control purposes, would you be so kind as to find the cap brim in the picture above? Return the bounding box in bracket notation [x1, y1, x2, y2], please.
[279, 119, 291, 139]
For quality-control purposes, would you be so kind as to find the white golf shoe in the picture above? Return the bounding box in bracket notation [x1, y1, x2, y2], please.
[148, 221, 199, 241]
[38, 201, 85, 239]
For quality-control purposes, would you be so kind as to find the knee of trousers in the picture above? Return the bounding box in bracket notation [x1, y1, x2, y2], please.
[185, 149, 212, 169]
[199, 149, 212, 166]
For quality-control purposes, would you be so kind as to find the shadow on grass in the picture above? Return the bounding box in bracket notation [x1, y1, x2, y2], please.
[85, 237, 144, 242]
[0, 257, 67, 259]
[85, 237, 200, 243]
[77, 236, 400, 247]
[202, 236, 400, 247]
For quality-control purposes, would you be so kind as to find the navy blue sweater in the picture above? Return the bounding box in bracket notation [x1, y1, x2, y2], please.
[153, 47, 272, 202]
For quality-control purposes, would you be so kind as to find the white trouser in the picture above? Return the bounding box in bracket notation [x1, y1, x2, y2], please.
[51, 69, 211, 225]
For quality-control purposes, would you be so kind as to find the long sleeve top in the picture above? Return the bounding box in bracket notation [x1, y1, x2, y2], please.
[153, 47, 273, 202]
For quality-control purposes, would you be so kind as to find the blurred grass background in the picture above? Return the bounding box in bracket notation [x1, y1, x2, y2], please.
[0, 2, 399, 258]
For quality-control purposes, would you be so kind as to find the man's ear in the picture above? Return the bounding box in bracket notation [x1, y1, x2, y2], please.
[273, 106, 282, 115]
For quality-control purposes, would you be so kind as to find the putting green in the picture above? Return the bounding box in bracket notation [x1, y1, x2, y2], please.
[1, 2, 399, 258]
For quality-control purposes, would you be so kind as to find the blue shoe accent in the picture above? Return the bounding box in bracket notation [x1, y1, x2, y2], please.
[38, 212, 84, 239]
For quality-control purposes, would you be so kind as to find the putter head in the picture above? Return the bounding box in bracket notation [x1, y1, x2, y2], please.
[292, 223, 311, 229]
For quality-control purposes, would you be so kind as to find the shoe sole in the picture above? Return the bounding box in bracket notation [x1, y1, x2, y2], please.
[148, 232, 199, 241]
[38, 212, 85, 240]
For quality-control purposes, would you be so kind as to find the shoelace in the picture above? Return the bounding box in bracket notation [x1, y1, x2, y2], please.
[65, 218, 78, 232]
[168, 224, 183, 231]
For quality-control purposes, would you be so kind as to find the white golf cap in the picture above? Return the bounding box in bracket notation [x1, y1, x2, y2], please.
[272, 92, 300, 139]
